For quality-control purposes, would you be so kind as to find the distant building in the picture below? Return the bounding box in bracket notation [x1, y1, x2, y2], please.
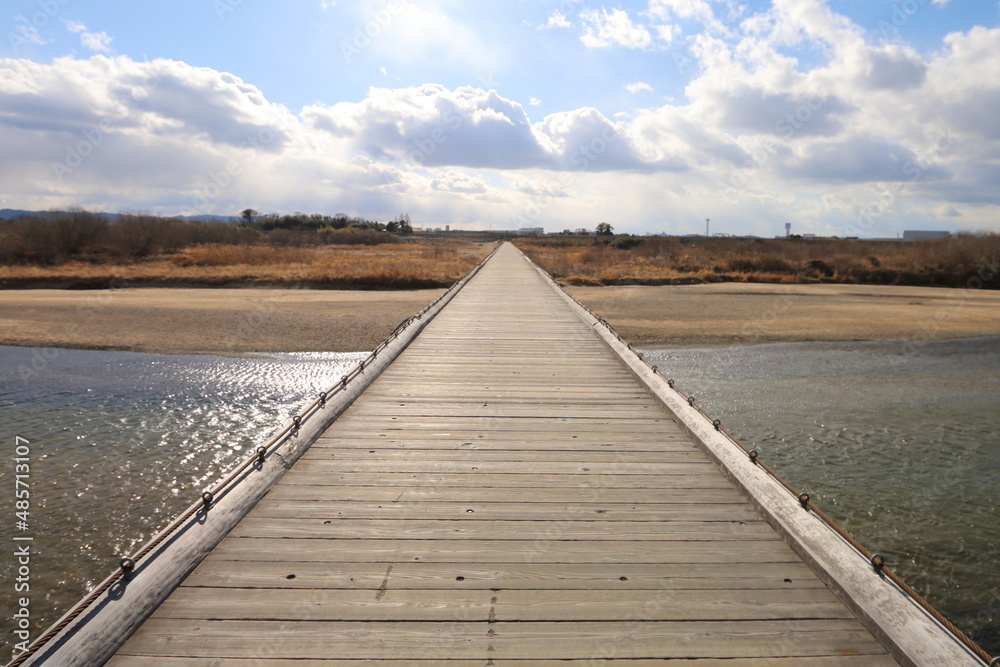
[903, 230, 951, 242]
[517, 227, 544, 235]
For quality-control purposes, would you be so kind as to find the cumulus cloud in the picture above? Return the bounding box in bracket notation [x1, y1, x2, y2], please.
[0, 55, 300, 213]
[713, 87, 853, 137]
[305, 84, 665, 172]
[781, 137, 950, 184]
[580, 8, 652, 49]
[305, 85, 547, 169]
[861, 46, 926, 90]
[3, 3, 1000, 234]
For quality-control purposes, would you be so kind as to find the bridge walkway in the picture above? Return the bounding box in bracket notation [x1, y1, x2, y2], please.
[110, 243, 895, 664]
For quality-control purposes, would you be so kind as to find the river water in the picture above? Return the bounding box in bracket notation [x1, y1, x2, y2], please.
[0, 346, 366, 656]
[1, 339, 998, 657]
[642, 337, 1000, 655]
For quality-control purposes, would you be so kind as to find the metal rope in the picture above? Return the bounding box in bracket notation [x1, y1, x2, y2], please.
[546, 272, 994, 666]
[7, 243, 500, 667]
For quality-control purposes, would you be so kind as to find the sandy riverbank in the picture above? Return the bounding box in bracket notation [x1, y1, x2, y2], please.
[568, 282, 1000, 348]
[1, 283, 999, 355]
[0, 288, 446, 355]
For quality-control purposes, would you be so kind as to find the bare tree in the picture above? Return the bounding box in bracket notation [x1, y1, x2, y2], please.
[240, 208, 259, 227]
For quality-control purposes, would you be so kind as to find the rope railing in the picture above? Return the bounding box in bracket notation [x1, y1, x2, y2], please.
[7, 242, 500, 667]
[554, 282, 994, 666]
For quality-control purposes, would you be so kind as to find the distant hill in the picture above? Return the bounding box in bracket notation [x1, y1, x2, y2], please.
[0, 209, 39, 220]
[0, 209, 233, 223]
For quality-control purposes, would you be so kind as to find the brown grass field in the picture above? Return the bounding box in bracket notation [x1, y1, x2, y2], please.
[0, 240, 493, 289]
[515, 234, 1000, 289]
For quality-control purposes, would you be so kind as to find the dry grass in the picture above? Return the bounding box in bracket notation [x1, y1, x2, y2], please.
[517, 234, 1000, 289]
[0, 240, 494, 289]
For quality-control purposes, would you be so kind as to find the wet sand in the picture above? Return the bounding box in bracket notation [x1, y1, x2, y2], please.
[1, 283, 999, 355]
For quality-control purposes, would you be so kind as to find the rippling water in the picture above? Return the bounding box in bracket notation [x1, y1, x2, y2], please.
[2, 339, 998, 658]
[0, 346, 365, 654]
[643, 337, 1000, 655]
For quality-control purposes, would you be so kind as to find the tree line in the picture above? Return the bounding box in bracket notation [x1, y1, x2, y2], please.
[0, 209, 415, 265]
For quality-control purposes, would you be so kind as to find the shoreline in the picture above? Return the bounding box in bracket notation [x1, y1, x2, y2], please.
[1, 282, 999, 355]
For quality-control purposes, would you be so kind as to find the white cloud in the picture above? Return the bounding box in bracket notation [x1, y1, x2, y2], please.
[0, 55, 300, 213]
[3, 2, 1000, 236]
[648, 0, 739, 33]
[529, 97, 541, 106]
[305, 85, 546, 169]
[649, 0, 713, 21]
[80, 31, 113, 53]
[431, 170, 489, 195]
[625, 82, 653, 94]
[541, 10, 571, 29]
[305, 84, 662, 172]
[580, 8, 652, 49]
[652, 23, 680, 44]
[63, 19, 114, 53]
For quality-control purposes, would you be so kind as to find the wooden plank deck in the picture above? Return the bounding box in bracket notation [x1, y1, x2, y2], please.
[109, 243, 898, 664]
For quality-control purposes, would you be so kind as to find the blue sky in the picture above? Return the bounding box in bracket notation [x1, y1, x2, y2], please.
[1, 0, 999, 236]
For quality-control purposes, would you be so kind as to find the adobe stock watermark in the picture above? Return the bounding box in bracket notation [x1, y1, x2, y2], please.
[851, 129, 954, 236]
[876, 0, 938, 40]
[8, 0, 74, 53]
[671, 4, 746, 73]
[341, 1, 405, 63]
[16, 279, 128, 383]
[717, 94, 830, 196]
[890, 252, 1000, 366]
[50, 73, 161, 182]
[213, 0, 246, 21]
[511, 125, 620, 229]
[11, 436, 33, 658]
[189, 124, 282, 212]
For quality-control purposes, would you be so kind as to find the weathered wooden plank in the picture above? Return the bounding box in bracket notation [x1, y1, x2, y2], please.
[112, 619, 889, 660]
[150, 588, 854, 622]
[227, 517, 774, 541]
[206, 538, 800, 564]
[107, 657, 901, 666]
[179, 560, 825, 591]
[247, 501, 757, 521]
[306, 449, 703, 462]
[259, 485, 749, 504]
[309, 435, 692, 448]
[274, 472, 735, 489]
[286, 460, 716, 475]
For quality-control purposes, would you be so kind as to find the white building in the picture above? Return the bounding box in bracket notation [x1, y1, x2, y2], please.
[903, 230, 951, 242]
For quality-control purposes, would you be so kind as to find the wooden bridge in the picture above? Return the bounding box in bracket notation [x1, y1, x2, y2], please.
[18, 243, 987, 665]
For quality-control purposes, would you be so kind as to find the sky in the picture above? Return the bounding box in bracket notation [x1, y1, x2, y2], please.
[1, 0, 998, 237]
